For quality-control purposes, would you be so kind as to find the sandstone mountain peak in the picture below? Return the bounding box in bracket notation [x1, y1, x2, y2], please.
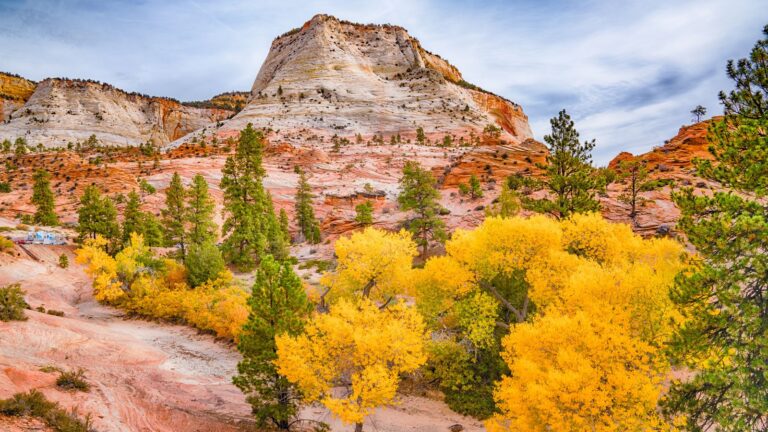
[190, 14, 534, 148]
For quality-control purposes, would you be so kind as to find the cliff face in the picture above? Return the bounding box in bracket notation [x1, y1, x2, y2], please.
[0, 72, 37, 121]
[0, 78, 232, 148]
[183, 14, 534, 148]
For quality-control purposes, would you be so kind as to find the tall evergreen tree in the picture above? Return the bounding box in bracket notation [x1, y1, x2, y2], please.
[186, 174, 217, 246]
[162, 172, 188, 257]
[234, 255, 311, 430]
[663, 26, 768, 432]
[398, 160, 446, 256]
[278, 208, 291, 243]
[122, 191, 163, 246]
[31, 169, 58, 226]
[13, 137, 27, 158]
[221, 124, 286, 270]
[77, 186, 120, 250]
[294, 170, 321, 244]
[524, 109, 603, 219]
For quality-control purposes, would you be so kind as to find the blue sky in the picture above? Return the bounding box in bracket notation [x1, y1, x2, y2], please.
[0, 0, 765, 164]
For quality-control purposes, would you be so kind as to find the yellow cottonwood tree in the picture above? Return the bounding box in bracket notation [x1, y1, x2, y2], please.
[487, 310, 668, 432]
[320, 227, 417, 303]
[75, 236, 123, 303]
[275, 298, 427, 432]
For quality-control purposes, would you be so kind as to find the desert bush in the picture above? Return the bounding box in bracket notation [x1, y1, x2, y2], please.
[0, 235, 13, 253]
[0, 283, 28, 321]
[47, 309, 65, 317]
[56, 369, 90, 392]
[0, 389, 93, 432]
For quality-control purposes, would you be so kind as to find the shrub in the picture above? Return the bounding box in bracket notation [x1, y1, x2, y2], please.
[0, 181, 10, 193]
[0, 390, 93, 432]
[47, 309, 65, 317]
[0, 283, 28, 321]
[59, 254, 69, 268]
[184, 240, 225, 287]
[0, 235, 13, 253]
[56, 369, 90, 392]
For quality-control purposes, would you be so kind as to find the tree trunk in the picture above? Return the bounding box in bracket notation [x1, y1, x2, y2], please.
[354, 422, 364, 432]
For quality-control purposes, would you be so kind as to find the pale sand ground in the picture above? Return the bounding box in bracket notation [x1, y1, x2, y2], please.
[0, 241, 484, 432]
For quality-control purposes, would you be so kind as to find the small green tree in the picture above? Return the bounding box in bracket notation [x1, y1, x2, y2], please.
[13, 138, 27, 158]
[459, 175, 483, 199]
[1, 139, 11, 153]
[221, 124, 287, 270]
[616, 159, 653, 221]
[0, 283, 28, 321]
[162, 172, 188, 257]
[186, 174, 217, 246]
[398, 161, 446, 256]
[354, 201, 374, 226]
[691, 105, 707, 122]
[184, 240, 226, 287]
[294, 170, 321, 244]
[58, 254, 69, 269]
[77, 186, 119, 248]
[31, 169, 58, 226]
[486, 180, 520, 218]
[234, 255, 311, 430]
[416, 127, 426, 145]
[663, 25, 768, 431]
[524, 109, 603, 219]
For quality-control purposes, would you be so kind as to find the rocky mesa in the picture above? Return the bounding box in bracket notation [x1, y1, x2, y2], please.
[176, 14, 535, 149]
[0, 77, 234, 148]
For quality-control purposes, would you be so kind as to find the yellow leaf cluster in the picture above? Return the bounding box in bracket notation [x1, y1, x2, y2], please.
[487, 310, 668, 432]
[76, 235, 248, 341]
[75, 236, 124, 303]
[320, 228, 417, 302]
[475, 214, 686, 431]
[275, 298, 427, 425]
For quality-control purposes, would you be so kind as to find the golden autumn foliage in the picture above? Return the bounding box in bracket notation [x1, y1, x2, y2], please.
[487, 310, 667, 432]
[275, 298, 427, 426]
[462, 214, 687, 431]
[76, 234, 248, 341]
[320, 227, 417, 302]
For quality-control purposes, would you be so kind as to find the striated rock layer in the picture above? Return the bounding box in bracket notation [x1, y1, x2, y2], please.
[0, 78, 233, 148]
[172, 14, 535, 149]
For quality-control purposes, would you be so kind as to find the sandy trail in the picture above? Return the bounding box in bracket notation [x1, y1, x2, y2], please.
[0, 245, 484, 431]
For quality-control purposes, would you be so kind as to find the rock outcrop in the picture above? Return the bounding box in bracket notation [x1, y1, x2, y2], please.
[174, 14, 534, 148]
[0, 72, 36, 121]
[0, 78, 233, 148]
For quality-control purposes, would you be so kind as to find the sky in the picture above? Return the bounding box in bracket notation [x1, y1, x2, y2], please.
[0, 0, 765, 164]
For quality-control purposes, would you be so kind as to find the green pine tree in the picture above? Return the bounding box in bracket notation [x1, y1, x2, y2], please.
[524, 109, 604, 219]
[162, 172, 188, 257]
[122, 191, 163, 246]
[233, 255, 311, 429]
[31, 169, 58, 226]
[416, 126, 426, 145]
[398, 160, 446, 256]
[294, 170, 321, 244]
[355, 201, 374, 226]
[221, 124, 286, 270]
[122, 191, 143, 245]
[13, 138, 27, 158]
[279, 208, 291, 243]
[663, 25, 768, 432]
[1, 139, 11, 153]
[186, 174, 217, 246]
[184, 240, 226, 287]
[77, 186, 120, 251]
